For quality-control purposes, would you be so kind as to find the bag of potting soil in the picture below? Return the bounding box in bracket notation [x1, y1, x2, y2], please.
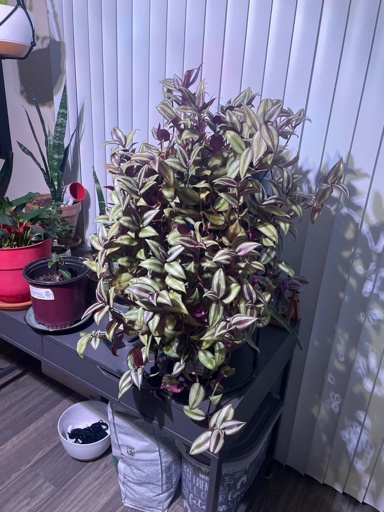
[108, 402, 181, 512]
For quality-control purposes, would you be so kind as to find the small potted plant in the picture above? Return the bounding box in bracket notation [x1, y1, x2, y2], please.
[22, 251, 90, 329]
[77, 67, 348, 455]
[0, 190, 63, 304]
[17, 85, 85, 238]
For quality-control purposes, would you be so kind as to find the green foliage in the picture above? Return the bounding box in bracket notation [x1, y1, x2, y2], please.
[17, 85, 77, 202]
[77, 67, 348, 454]
[48, 252, 71, 280]
[0, 193, 65, 248]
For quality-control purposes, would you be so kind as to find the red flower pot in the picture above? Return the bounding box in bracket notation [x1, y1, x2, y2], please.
[0, 238, 52, 303]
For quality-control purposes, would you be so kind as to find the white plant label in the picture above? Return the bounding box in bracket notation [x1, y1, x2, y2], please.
[29, 286, 54, 300]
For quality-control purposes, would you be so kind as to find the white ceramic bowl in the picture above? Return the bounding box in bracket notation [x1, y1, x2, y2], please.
[57, 400, 111, 461]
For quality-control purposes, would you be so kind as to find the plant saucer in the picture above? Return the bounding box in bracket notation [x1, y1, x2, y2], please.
[24, 307, 93, 333]
[0, 299, 32, 311]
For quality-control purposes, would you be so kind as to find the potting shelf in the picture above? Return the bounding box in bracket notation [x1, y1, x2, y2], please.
[0, 307, 296, 512]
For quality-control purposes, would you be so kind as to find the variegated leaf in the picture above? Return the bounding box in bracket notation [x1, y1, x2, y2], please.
[183, 406, 206, 421]
[209, 403, 235, 429]
[239, 147, 252, 179]
[139, 258, 164, 273]
[209, 393, 223, 405]
[203, 212, 225, 225]
[76, 333, 93, 357]
[139, 226, 159, 238]
[230, 314, 258, 330]
[118, 370, 133, 399]
[198, 349, 216, 370]
[214, 342, 226, 367]
[166, 244, 185, 262]
[235, 241, 261, 256]
[209, 300, 224, 328]
[189, 383, 206, 409]
[209, 429, 225, 454]
[164, 261, 186, 280]
[165, 274, 186, 294]
[220, 419, 246, 436]
[211, 268, 226, 298]
[277, 261, 295, 276]
[222, 283, 241, 304]
[226, 130, 246, 154]
[256, 222, 278, 244]
[189, 431, 211, 455]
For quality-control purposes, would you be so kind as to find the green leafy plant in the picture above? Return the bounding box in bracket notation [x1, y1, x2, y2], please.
[47, 252, 71, 281]
[17, 85, 77, 203]
[0, 192, 63, 248]
[77, 67, 348, 455]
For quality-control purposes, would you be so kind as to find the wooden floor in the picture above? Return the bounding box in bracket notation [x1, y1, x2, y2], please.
[0, 338, 378, 512]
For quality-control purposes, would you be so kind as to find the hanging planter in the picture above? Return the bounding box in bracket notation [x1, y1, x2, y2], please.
[0, 1, 35, 60]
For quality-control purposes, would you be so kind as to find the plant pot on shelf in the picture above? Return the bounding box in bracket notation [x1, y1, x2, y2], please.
[0, 4, 34, 59]
[22, 256, 89, 329]
[0, 238, 52, 304]
[26, 193, 83, 238]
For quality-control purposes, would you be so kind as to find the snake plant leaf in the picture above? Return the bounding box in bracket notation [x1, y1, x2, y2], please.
[92, 167, 106, 215]
[270, 305, 302, 349]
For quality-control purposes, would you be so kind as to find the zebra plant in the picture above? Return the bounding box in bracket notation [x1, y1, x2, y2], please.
[17, 85, 77, 203]
[77, 67, 347, 455]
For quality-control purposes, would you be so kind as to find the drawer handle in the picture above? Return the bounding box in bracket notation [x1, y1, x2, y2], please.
[97, 365, 120, 382]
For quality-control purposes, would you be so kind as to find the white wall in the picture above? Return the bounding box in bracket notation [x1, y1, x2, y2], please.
[3, 0, 57, 200]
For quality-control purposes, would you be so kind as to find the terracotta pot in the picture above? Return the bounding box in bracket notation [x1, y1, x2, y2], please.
[0, 5, 34, 59]
[25, 193, 82, 237]
[22, 256, 89, 328]
[0, 238, 52, 303]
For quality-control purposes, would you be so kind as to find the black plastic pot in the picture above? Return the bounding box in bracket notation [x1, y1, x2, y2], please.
[22, 256, 89, 329]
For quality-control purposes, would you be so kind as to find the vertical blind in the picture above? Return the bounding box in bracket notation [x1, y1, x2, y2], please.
[48, 0, 384, 508]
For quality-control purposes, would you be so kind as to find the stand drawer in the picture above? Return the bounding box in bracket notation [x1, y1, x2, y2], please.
[42, 337, 120, 400]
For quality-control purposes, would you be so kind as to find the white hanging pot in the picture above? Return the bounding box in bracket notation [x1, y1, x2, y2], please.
[0, 3, 35, 59]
